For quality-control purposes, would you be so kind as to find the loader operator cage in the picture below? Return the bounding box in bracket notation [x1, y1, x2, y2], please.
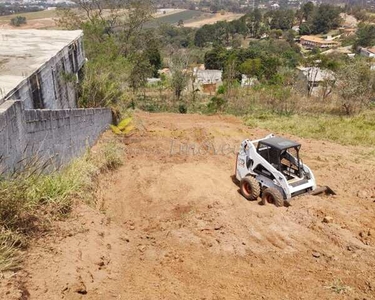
[256, 137, 302, 177]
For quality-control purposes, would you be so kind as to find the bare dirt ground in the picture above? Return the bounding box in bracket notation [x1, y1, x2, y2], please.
[154, 9, 186, 18]
[1, 111, 375, 299]
[184, 13, 244, 28]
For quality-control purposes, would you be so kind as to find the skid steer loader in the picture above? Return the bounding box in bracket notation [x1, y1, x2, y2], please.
[235, 134, 335, 207]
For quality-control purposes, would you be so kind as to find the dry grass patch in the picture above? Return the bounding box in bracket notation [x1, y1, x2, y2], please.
[245, 110, 375, 147]
[0, 135, 123, 272]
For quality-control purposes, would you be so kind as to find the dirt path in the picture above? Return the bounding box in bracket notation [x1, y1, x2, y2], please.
[184, 13, 244, 28]
[2, 112, 375, 299]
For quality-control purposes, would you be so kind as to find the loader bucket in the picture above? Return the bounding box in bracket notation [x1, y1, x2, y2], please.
[311, 186, 336, 196]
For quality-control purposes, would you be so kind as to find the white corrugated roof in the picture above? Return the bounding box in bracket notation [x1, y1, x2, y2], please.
[195, 69, 222, 84]
[298, 67, 335, 82]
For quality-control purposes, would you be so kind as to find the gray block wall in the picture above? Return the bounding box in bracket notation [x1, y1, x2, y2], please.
[0, 101, 27, 172]
[0, 101, 112, 174]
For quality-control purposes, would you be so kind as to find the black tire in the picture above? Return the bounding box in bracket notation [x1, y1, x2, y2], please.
[240, 176, 260, 200]
[261, 188, 284, 207]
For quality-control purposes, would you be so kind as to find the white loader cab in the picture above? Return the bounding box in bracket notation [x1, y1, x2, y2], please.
[235, 134, 317, 207]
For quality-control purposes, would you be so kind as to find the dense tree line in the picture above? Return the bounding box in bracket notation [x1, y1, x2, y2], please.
[57, 0, 164, 108]
[0, 4, 41, 16]
[299, 2, 342, 35]
[194, 3, 343, 47]
[204, 39, 302, 83]
[354, 23, 375, 49]
[194, 8, 297, 47]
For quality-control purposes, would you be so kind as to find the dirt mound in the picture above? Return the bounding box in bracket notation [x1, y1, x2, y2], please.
[2, 111, 375, 299]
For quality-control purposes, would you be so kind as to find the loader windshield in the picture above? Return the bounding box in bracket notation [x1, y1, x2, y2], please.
[280, 146, 302, 179]
[257, 141, 302, 179]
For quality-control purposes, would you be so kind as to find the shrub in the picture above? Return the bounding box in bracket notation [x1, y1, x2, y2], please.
[207, 96, 227, 114]
[96, 141, 124, 172]
[178, 104, 187, 114]
[10, 16, 27, 27]
[110, 117, 134, 136]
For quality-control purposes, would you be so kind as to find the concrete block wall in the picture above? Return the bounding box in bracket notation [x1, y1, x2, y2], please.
[0, 100, 112, 173]
[0, 101, 27, 173]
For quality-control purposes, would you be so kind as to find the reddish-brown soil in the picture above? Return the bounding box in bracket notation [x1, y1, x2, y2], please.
[1, 111, 375, 299]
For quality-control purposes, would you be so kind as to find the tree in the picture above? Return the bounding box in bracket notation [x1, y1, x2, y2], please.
[170, 51, 190, 102]
[177, 19, 184, 27]
[311, 4, 342, 34]
[269, 10, 295, 31]
[57, 0, 154, 56]
[57, 0, 156, 109]
[336, 60, 375, 115]
[79, 54, 131, 108]
[239, 58, 262, 79]
[231, 34, 242, 49]
[10, 16, 26, 27]
[284, 29, 296, 45]
[194, 24, 215, 47]
[261, 56, 281, 80]
[269, 29, 283, 39]
[144, 38, 162, 77]
[204, 47, 227, 70]
[302, 1, 315, 21]
[129, 54, 153, 93]
[353, 23, 375, 49]
[223, 58, 239, 97]
[210, 4, 218, 13]
[299, 23, 313, 35]
[244, 9, 263, 38]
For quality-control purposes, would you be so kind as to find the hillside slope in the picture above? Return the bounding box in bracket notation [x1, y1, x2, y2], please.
[2, 111, 375, 299]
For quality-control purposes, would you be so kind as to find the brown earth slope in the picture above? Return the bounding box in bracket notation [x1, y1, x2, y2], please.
[2, 111, 375, 300]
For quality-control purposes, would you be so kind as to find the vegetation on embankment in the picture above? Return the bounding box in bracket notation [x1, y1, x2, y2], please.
[0, 136, 123, 272]
[245, 110, 375, 147]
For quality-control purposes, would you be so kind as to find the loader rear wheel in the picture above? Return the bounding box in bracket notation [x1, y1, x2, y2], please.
[261, 188, 284, 207]
[240, 176, 260, 201]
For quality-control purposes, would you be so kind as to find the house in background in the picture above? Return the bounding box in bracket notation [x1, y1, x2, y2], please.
[297, 67, 336, 96]
[359, 47, 375, 58]
[339, 27, 357, 37]
[193, 69, 223, 94]
[300, 36, 339, 49]
[241, 74, 258, 88]
[146, 78, 162, 86]
[158, 68, 172, 78]
[321, 46, 355, 58]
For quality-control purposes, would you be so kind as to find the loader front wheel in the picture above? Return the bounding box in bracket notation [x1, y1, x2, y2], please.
[240, 176, 260, 201]
[261, 188, 284, 207]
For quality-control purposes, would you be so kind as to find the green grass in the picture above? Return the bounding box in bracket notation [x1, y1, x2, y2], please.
[325, 279, 352, 294]
[245, 111, 375, 146]
[0, 137, 123, 272]
[0, 10, 57, 22]
[145, 10, 202, 28]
